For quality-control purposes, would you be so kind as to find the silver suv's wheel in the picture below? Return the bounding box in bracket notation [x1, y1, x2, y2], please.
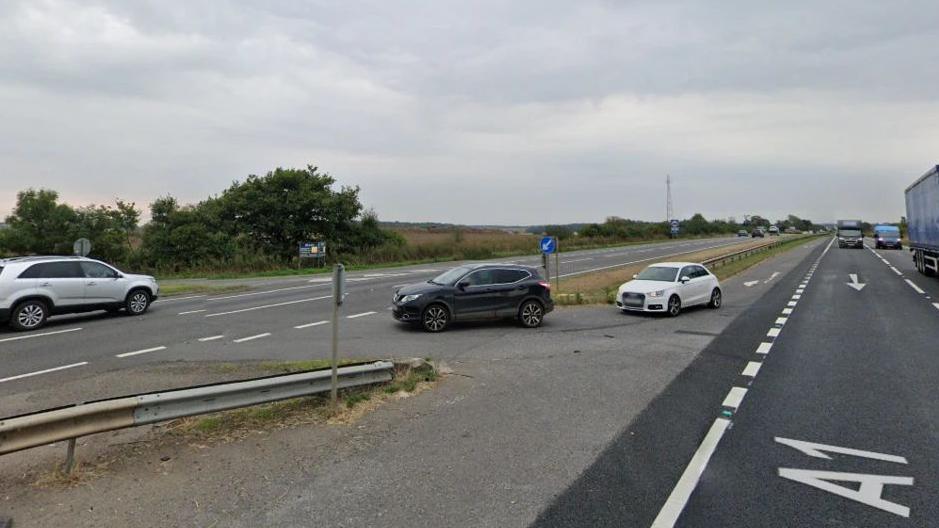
[11, 300, 48, 331]
[422, 304, 449, 332]
[518, 300, 544, 328]
[125, 289, 151, 315]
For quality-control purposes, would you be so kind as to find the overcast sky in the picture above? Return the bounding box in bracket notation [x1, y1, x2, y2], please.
[1, 0, 937, 225]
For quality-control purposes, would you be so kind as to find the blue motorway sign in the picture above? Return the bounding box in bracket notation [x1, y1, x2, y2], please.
[540, 236, 557, 254]
[670, 219, 680, 234]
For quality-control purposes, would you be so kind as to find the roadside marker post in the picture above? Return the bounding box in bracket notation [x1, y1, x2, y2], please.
[330, 264, 345, 408]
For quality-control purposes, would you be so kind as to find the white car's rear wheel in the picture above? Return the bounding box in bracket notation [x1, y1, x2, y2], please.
[708, 288, 722, 309]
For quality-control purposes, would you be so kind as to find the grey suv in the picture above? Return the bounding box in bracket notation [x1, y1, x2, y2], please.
[0, 256, 160, 331]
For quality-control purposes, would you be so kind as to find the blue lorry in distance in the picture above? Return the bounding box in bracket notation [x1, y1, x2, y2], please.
[905, 165, 939, 276]
[872, 224, 902, 249]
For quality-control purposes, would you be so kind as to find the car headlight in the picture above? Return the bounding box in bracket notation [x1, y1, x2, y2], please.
[647, 290, 666, 298]
[399, 294, 422, 303]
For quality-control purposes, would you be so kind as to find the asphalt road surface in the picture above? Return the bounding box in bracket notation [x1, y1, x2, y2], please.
[535, 238, 938, 527]
[0, 235, 753, 411]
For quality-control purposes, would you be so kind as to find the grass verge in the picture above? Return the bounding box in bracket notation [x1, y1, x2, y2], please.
[158, 283, 251, 297]
[154, 235, 738, 282]
[553, 235, 822, 305]
[168, 360, 439, 441]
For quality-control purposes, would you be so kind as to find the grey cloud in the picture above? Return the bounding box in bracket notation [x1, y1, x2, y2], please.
[1, 0, 938, 225]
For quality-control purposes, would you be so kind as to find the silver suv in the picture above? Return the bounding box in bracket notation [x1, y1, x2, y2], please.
[0, 256, 159, 331]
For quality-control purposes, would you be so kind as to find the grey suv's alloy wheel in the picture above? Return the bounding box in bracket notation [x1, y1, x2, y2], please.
[125, 290, 151, 315]
[11, 300, 48, 331]
[708, 288, 722, 309]
[422, 304, 449, 332]
[667, 295, 682, 317]
[518, 300, 544, 328]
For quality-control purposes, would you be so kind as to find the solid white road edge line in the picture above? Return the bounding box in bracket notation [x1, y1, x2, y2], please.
[0, 362, 89, 383]
[205, 296, 331, 317]
[651, 418, 732, 528]
[152, 295, 206, 304]
[233, 333, 271, 343]
[208, 284, 324, 301]
[295, 320, 330, 329]
[742, 362, 762, 377]
[116, 346, 167, 358]
[558, 239, 746, 278]
[0, 327, 83, 343]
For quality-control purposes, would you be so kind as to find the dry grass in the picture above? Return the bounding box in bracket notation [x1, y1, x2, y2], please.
[554, 238, 777, 304]
[164, 362, 439, 443]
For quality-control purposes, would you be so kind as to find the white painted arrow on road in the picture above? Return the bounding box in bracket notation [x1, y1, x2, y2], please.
[846, 273, 866, 291]
[764, 272, 780, 283]
[744, 281, 760, 287]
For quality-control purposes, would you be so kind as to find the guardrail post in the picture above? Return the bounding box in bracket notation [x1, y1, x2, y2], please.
[64, 438, 76, 474]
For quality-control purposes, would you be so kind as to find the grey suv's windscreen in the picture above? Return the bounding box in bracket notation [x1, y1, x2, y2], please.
[636, 266, 679, 282]
[839, 229, 862, 237]
[430, 266, 474, 285]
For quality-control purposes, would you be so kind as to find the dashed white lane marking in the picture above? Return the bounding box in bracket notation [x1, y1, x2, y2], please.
[152, 295, 206, 304]
[205, 296, 332, 317]
[178, 309, 207, 315]
[198, 335, 224, 342]
[905, 279, 926, 295]
[0, 362, 89, 383]
[792, 294, 802, 300]
[756, 342, 773, 354]
[796, 289, 804, 294]
[208, 284, 320, 301]
[767, 327, 781, 337]
[933, 303, 939, 311]
[650, 417, 731, 528]
[891, 267, 902, 275]
[116, 346, 167, 358]
[722, 387, 748, 409]
[0, 327, 83, 343]
[787, 301, 798, 307]
[782, 308, 793, 315]
[775, 317, 788, 325]
[347, 311, 377, 319]
[742, 362, 762, 377]
[295, 320, 329, 329]
[233, 333, 271, 343]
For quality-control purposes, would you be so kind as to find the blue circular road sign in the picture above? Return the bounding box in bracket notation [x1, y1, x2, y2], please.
[540, 236, 557, 254]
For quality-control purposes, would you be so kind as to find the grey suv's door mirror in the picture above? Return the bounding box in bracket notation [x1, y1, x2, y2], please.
[457, 281, 469, 290]
[679, 276, 691, 284]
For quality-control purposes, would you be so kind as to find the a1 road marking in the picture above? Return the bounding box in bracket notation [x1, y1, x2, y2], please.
[776, 436, 913, 517]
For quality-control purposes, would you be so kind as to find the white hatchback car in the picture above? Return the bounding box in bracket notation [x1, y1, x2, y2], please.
[616, 262, 722, 316]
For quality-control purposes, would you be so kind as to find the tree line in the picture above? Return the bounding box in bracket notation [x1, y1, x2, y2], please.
[0, 164, 825, 274]
[0, 165, 400, 273]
